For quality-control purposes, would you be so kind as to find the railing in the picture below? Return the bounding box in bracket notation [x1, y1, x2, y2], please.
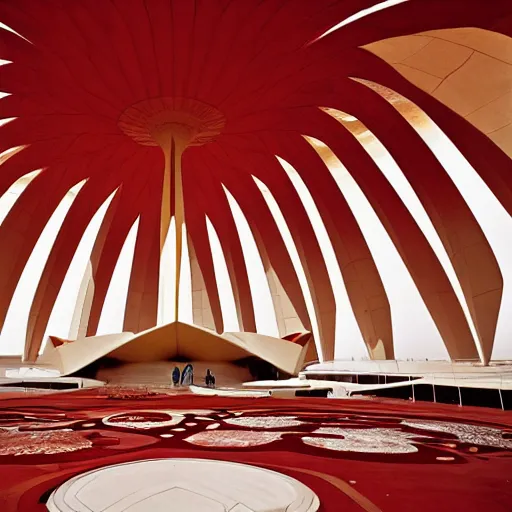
[340, 372, 511, 410]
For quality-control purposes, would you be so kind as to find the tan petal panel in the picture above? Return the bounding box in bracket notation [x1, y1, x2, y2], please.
[365, 28, 512, 158]
[356, 48, 512, 219]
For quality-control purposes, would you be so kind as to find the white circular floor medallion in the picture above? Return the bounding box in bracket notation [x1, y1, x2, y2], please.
[47, 458, 320, 512]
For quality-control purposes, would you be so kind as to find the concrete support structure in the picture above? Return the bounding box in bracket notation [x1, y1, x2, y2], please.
[0, 0, 510, 367]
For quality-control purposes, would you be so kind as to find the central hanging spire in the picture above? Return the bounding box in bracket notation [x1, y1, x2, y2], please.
[118, 97, 225, 321]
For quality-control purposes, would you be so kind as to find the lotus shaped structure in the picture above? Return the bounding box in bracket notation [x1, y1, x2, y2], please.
[0, 0, 511, 364]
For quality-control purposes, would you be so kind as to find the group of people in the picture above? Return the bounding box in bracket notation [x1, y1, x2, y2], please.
[171, 364, 216, 388]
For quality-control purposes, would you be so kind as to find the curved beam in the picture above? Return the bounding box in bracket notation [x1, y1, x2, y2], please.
[183, 185, 224, 334]
[86, 184, 144, 336]
[205, 146, 312, 336]
[0, 167, 76, 334]
[310, 0, 512, 49]
[24, 172, 126, 360]
[346, 49, 512, 217]
[123, 178, 160, 334]
[270, 106, 478, 361]
[221, 135, 336, 360]
[183, 155, 257, 333]
[263, 132, 393, 359]
[336, 79, 502, 364]
[187, 234, 217, 332]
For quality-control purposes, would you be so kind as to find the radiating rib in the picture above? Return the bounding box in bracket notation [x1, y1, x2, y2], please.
[43, 190, 116, 343]
[266, 132, 393, 360]
[68, 260, 94, 341]
[206, 216, 240, 333]
[185, 158, 256, 333]
[178, 225, 193, 324]
[24, 175, 126, 360]
[97, 218, 139, 336]
[185, 203, 224, 333]
[187, 234, 216, 331]
[347, 49, 512, 210]
[406, 112, 512, 361]
[278, 153, 371, 360]
[224, 186, 280, 337]
[297, 107, 478, 360]
[0, 183, 82, 355]
[349, 78, 503, 364]
[204, 147, 311, 336]
[242, 139, 336, 360]
[123, 179, 160, 334]
[253, 176, 323, 361]
[85, 189, 127, 336]
[158, 217, 177, 325]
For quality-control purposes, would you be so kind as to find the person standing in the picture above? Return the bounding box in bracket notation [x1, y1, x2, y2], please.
[171, 366, 180, 387]
[181, 364, 194, 386]
[205, 369, 216, 388]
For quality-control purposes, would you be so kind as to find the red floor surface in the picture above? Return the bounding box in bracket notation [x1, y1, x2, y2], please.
[0, 389, 511, 511]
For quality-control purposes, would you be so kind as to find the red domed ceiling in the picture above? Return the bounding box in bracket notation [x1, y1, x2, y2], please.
[0, 0, 511, 363]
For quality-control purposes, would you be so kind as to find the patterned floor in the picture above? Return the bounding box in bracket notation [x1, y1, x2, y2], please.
[0, 389, 511, 511]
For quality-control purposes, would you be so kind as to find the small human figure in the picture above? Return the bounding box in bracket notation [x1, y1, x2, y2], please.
[205, 369, 216, 388]
[181, 363, 194, 386]
[171, 366, 180, 387]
